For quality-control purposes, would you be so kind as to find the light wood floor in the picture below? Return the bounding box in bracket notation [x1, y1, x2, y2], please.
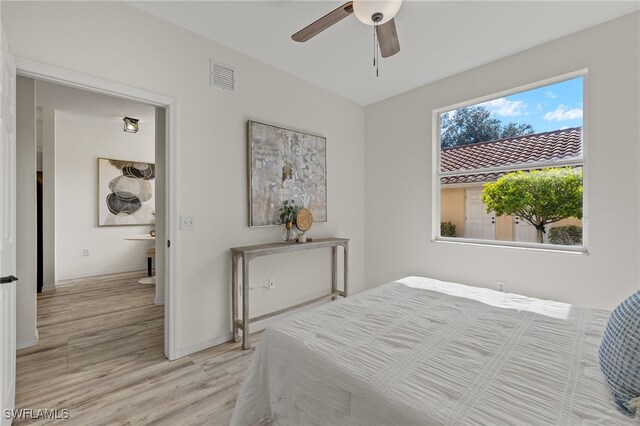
[16, 272, 260, 425]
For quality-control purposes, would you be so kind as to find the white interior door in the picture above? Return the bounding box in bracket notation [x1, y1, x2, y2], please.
[0, 29, 17, 426]
[464, 188, 495, 240]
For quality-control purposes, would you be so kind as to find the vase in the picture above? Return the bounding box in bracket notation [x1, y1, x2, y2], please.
[281, 221, 298, 243]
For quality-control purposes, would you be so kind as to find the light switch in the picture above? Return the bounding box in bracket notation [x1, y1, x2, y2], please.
[180, 215, 196, 231]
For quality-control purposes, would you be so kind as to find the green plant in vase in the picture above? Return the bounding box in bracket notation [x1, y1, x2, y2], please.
[279, 200, 300, 242]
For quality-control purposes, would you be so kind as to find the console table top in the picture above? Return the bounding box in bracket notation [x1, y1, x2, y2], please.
[230, 237, 349, 256]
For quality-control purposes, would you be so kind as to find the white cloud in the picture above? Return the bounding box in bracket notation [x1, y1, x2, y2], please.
[481, 98, 528, 117]
[543, 104, 583, 121]
[559, 126, 569, 130]
[535, 102, 544, 112]
[545, 91, 558, 99]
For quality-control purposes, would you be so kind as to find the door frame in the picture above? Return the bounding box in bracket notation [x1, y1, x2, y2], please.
[1, 28, 17, 425]
[15, 57, 179, 360]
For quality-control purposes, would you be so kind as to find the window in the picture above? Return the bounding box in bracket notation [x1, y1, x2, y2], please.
[435, 73, 585, 250]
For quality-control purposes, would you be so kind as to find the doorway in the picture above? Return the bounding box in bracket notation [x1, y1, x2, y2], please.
[16, 78, 166, 362]
[14, 59, 176, 360]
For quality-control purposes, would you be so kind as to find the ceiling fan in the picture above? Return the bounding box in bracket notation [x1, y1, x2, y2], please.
[292, 1, 402, 72]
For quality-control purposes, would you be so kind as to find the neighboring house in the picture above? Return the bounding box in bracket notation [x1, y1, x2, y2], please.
[440, 127, 583, 243]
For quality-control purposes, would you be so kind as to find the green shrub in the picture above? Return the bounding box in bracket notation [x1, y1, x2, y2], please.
[441, 221, 457, 237]
[548, 225, 582, 246]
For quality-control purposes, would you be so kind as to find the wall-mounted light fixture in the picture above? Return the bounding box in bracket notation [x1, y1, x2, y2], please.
[123, 117, 139, 133]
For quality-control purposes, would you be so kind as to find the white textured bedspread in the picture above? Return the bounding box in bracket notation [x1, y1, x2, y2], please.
[231, 277, 633, 425]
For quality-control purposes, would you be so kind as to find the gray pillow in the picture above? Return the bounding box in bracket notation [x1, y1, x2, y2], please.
[598, 291, 640, 416]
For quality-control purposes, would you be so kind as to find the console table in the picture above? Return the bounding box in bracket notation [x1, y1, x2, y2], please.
[230, 238, 349, 350]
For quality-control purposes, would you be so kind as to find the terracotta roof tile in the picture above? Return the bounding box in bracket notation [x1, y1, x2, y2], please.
[440, 127, 582, 185]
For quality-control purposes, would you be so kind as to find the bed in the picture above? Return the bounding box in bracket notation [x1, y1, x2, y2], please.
[231, 276, 634, 425]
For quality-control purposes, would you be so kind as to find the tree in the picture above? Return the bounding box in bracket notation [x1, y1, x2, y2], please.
[481, 167, 583, 243]
[441, 105, 535, 148]
[500, 122, 535, 139]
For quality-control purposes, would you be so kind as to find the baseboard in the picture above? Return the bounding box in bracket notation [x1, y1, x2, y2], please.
[57, 266, 148, 284]
[172, 301, 330, 359]
[154, 297, 164, 306]
[41, 284, 56, 293]
[173, 332, 233, 359]
[17, 329, 38, 350]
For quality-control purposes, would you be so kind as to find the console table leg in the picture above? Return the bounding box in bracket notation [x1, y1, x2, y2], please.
[331, 247, 338, 301]
[231, 254, 240, 343]
[242, 254, 251, 350]
[343, 244, 349, 297]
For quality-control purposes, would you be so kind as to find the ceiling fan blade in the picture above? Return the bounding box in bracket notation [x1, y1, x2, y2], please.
[292, 2, 354, 42]
[376, 18, 400, 58]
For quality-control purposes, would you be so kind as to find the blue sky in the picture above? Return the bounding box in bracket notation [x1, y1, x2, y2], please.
[452, 76, 583, 134]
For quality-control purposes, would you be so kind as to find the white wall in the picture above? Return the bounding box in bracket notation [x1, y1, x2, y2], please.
[54, 116, 155, 281]
[16, 76, 37, 349]
[364, 13, 640, 310]
[1, 1, 365, 355]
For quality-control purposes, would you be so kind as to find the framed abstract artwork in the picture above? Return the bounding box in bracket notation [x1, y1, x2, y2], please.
[98, 158, 156, 226]
[248, 120, 327, 227]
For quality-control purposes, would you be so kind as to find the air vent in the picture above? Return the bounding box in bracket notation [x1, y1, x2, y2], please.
[210, 60, 235, 91]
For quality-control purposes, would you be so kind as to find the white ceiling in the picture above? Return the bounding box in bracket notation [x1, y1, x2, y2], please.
[36, 80, 156, 138]
[128, 1, 640, 105]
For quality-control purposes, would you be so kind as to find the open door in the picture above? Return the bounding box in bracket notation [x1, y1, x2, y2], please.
[0, 29, 18, 425]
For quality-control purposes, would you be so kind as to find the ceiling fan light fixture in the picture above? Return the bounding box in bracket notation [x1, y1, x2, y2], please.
[353, 0, 402, 26]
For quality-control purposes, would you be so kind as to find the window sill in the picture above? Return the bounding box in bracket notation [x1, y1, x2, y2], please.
[432, 237, 588, 255]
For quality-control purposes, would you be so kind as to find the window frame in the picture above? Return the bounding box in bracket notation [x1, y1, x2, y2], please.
[432, 70, 589, 253]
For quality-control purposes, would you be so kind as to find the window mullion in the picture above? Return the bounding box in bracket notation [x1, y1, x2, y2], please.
[439, 159, 583, 178]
